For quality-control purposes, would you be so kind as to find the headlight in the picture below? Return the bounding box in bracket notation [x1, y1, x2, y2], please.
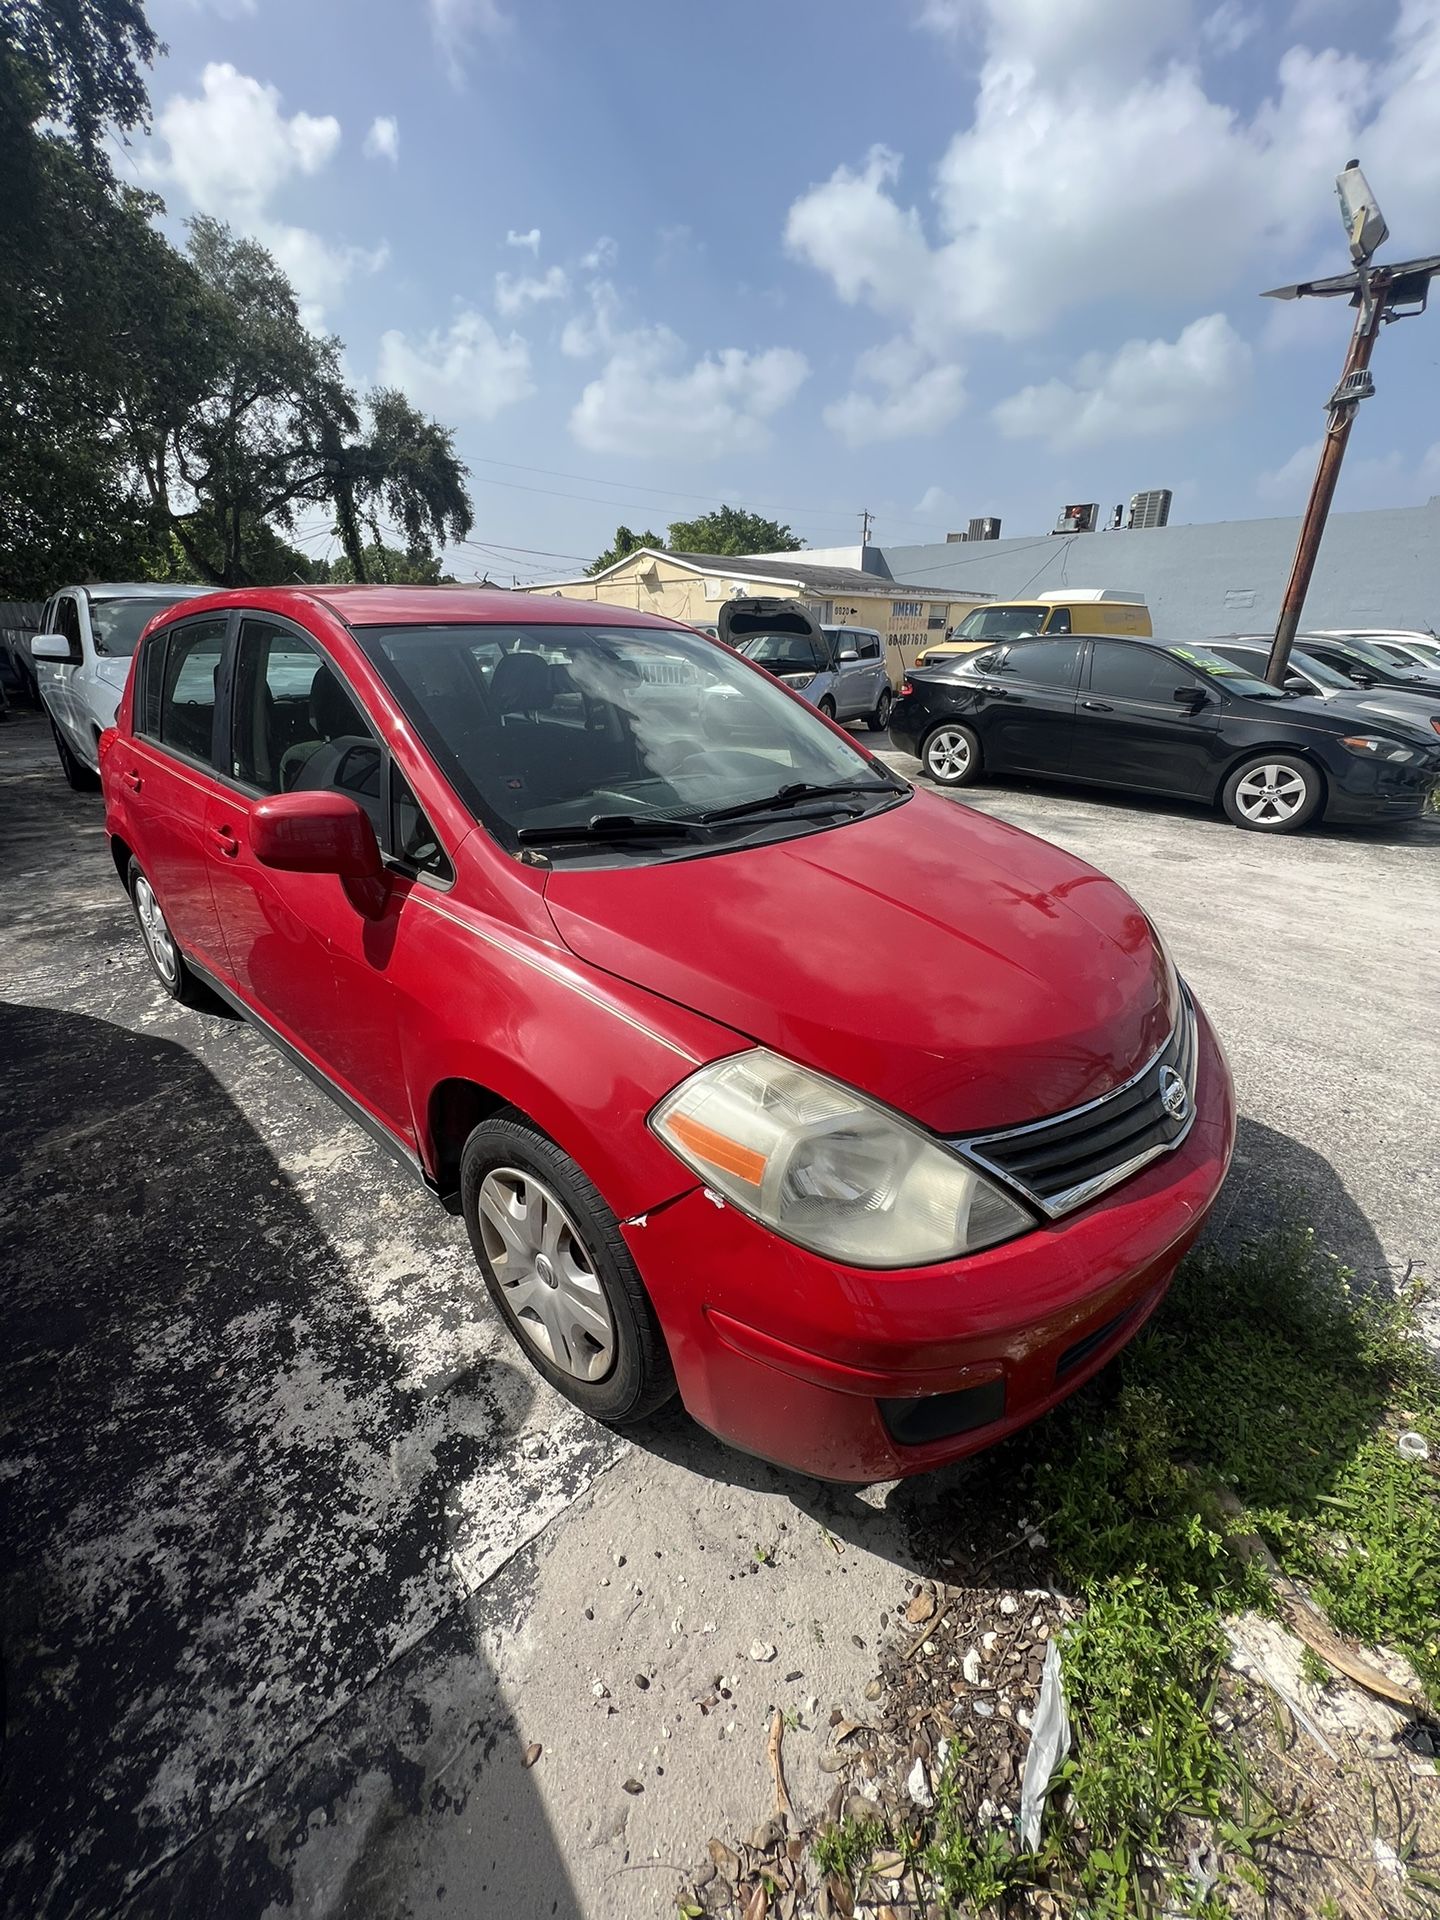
[779, 672, 816, 690]
[651, 1049, 1031, 1267]
[1340, 734, 1417, 762]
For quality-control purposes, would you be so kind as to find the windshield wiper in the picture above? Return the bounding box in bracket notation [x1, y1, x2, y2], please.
[699, 778, 906, 825]
[515, 812, 709, 845]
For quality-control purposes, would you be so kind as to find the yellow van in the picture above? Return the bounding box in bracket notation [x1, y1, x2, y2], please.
[913, 589, 1152, 667]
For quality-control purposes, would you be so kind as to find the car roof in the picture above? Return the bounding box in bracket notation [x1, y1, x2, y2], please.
[143, 584, 690, 630]
[67, 582, 214, 600]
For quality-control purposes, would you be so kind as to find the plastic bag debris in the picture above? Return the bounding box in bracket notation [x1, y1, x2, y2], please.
[1019, 1637, 1071, 1850]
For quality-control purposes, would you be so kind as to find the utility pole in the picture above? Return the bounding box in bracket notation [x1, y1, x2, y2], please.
[1262, 161, 1440, 685]
[859, 508, 873, 547]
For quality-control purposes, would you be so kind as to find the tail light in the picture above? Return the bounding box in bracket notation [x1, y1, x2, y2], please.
[899, 679, 913, 697]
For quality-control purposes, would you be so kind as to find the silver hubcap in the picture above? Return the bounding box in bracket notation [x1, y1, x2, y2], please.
[134, 876, 178, 985]
[477, 1169, 615, 1381]
[1235, 762, 1308, 823]
[927, 728, 971, 780]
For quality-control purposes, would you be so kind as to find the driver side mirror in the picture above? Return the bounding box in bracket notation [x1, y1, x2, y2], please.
[837, 648, 859, 662]
[251, 791, 387, 914]
[1350, 672, 1375, 688]
[32, 631, 80, 664]
[1172, 686, 1209, 711]
[1284, 676, 1309, 692]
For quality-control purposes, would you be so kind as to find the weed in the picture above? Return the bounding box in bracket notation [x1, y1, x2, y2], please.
[1299, 1644, 1330, 1690]
[903, 1225, 1437, 1917]
[812, 1813, 885, 1885]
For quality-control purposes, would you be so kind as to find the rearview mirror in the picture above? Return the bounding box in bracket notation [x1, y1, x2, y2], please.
[32, 632, 78, 663]
[251, 792, 386, 913]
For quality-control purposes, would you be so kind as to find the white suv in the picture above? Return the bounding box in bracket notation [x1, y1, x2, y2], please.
[33, 583, 212, 787]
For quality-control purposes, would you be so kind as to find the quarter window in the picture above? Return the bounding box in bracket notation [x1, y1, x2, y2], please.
[56, 596, 83, 655]
[856, 632, 881, 660]
[392, 768, 453, 882]
[157, 619, 227, 767]
[997, 639, 1082, 690]
[1088, 642, 1204, 704]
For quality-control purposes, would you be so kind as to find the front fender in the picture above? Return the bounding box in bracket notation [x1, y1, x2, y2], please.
[397, 889, 744, 1221]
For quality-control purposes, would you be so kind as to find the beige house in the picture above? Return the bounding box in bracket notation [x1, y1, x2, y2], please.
[520, 549, 991, 682]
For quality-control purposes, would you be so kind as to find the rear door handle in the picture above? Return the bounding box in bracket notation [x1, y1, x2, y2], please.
[121, 769, 142, 793]
[211, 825, 240, 858]
[1082, 700, 1113, 712]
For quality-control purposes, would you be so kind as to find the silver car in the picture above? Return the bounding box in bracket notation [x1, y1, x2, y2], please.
[32, 582, 213, 786]
[721, 597, 893, 728]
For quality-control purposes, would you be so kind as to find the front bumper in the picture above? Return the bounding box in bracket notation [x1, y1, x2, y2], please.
[1322, 752, 1440, 822]
[623, 1000, 1234, 1481]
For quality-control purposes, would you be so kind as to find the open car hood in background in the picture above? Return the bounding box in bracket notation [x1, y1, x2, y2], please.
[717, 597, 825, 650]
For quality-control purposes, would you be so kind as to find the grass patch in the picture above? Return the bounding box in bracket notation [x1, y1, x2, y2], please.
[817, 1226, 1439, 1915]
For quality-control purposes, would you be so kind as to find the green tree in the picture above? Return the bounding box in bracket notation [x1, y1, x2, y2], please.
[125, 220, 473, 586]
[664, 506, 802, 557]
[0, 0, 159, 176]
[588, 524, 665, 575]
[322, 542, 456, 585]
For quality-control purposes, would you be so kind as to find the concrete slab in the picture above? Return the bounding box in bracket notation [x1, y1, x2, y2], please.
[2, 709, 1435, 1918]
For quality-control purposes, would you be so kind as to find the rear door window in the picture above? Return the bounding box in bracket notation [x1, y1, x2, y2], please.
[1088, 643, 1204, 705]
[157, 619, 228, 767]
[1001, 639, 1082, 689]
[856, 632, 881, 660]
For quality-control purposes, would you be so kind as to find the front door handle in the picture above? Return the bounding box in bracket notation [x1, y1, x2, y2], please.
[121, 769, 142, 793]
[1082, 699, 1113, 712]
[211, 824, 240, 858]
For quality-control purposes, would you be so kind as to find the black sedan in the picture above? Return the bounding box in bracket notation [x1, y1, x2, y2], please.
[888, 635, 1440, 832]
[1295, 634, 1440, 699]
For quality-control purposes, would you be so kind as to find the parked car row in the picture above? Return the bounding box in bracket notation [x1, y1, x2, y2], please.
[888, 633, 1440, 833]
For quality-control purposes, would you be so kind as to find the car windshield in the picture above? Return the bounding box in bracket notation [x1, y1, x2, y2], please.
[955, 606, 1048, 641]
[355, 623, 899, 857]
[88, 595, 196, 657]
[1331, 635, 1413, 672]
[736, 631, 823, 672]
[1166, 644, 1286, 698]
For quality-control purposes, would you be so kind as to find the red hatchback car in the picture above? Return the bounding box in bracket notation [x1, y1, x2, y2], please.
[101, 587, 1235, 1481]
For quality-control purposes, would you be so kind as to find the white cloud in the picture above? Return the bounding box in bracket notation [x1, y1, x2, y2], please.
[1256, 437, 1323, 504]
[506, 227, 541, 254]
[993, 313, 1250, 448]
[429, 0, 508, 85]
[560, 279, 622, 359]
[1202, 2, 1260, 54]
[494, 265, 569, 316]
[153, 62, 339, 208]
[363, 115, 399, 163]
[570, 330, 809, 459]
[580, 236, 618, 272]
[1258, 435, 1434, 510]
[823, 335, 966, 445]
[377, 311, 533, 422]
[786, 2, 1440, 354]
[147, 63, 384, 319]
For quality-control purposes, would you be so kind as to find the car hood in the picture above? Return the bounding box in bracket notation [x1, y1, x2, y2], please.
[542, 794, 1177, 1135]
[718, 596, 825, 649]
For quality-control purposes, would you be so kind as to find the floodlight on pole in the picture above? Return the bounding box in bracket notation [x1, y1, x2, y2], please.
[1260, 163, 1439, 687]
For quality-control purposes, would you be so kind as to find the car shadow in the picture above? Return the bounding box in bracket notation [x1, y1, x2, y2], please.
[0, 999, 582, 1920]
[627, 1111, 1396, 1583]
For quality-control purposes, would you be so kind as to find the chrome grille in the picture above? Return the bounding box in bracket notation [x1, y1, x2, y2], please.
[955, 989, 1199, 1219]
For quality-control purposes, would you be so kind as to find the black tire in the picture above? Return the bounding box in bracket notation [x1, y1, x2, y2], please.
[921, 721, 982, 787]
[460, 1114, 676, 1426]
[51, 719, 99, 792]
[1221, 753, 1323, 833]
[817, 696, 837, 721]
[871, 686, 893, 731]
[127, 858, 212, 1006]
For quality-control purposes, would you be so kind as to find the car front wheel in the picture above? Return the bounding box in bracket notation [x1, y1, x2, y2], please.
[460, 1115, 676, 1425]
[921, 722, 982, 786]
[1221, 755, 1322, 832]
[817, 696, 837, 721]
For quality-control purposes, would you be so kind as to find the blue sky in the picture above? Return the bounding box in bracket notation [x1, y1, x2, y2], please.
[130, 0, 1440, 579]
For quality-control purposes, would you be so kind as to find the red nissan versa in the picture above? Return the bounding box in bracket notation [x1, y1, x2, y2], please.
[100, 587, 1234, 1482]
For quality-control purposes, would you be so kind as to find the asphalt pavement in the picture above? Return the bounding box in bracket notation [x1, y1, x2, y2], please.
[1, 705, 1435, 1919]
